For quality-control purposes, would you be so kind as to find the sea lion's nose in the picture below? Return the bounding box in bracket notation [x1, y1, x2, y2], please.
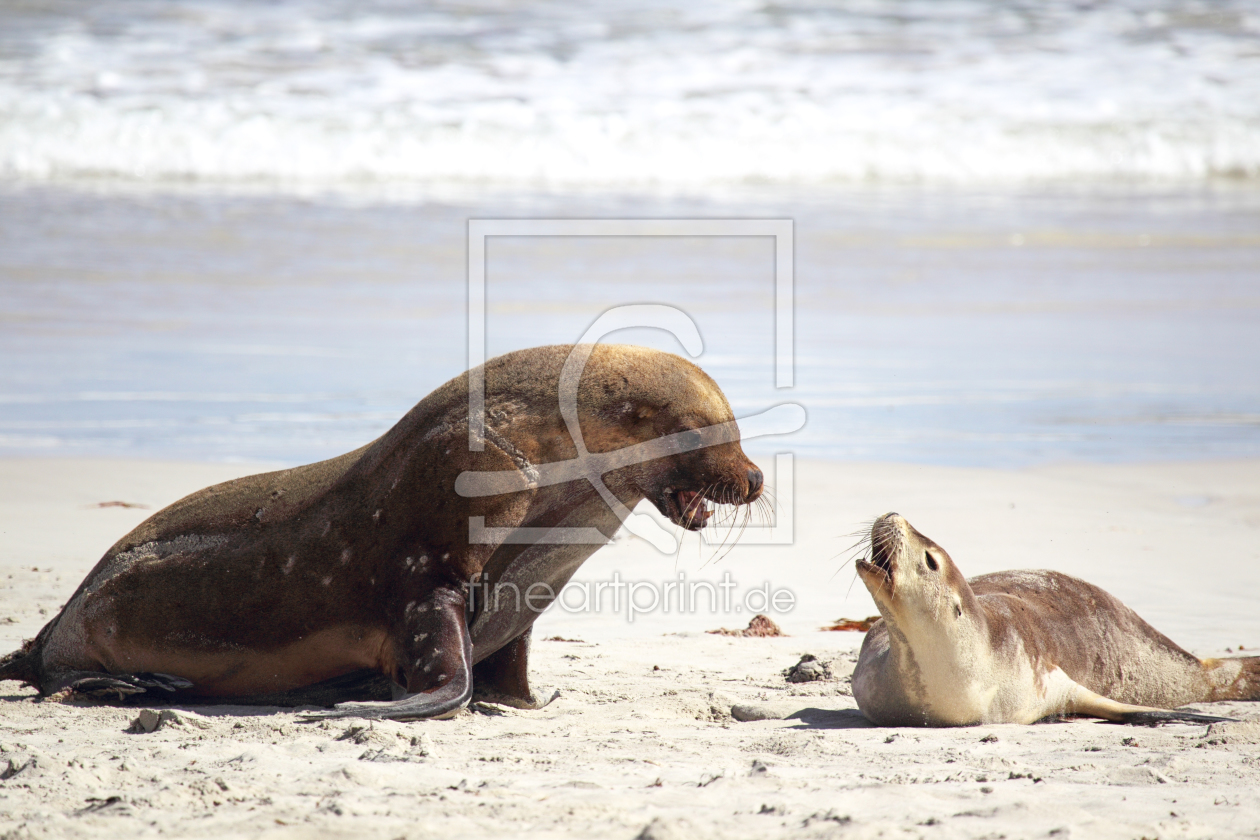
[746, 467, 764, 499]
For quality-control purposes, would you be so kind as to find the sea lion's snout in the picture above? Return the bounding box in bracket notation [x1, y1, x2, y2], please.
[856, 512, 909, 597]
[870, 512, 906, 571]
[713, 453, 765, 510]
[746, 467, 764, 502]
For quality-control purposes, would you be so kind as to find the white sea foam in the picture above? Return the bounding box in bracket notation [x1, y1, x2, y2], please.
[1, 0, 1258, 191]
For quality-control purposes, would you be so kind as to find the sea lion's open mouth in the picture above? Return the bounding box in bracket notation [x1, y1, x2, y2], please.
[869, 538, 894, 574]
[856, 527, 896, 584]
[658, 486, 714, 531]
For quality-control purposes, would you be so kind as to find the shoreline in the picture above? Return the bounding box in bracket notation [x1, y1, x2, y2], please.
[5, 186, 1259, 468]
[7, 177, 1260, 207]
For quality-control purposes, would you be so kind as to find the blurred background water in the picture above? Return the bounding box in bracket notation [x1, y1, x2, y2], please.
[3, 0, 1259, 189]
[1, 1, 1258, 467]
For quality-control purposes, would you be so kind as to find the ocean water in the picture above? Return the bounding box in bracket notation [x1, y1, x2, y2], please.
[2, 186, 1258, 467]
[1, 2, 1258, 467]
[1, 0, 1259, 191]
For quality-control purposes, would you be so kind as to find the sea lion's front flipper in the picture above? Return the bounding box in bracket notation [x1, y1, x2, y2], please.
[1066, 682, 1236, 726]
[471, 628, 549, 709]
[300, 587, 473, 722]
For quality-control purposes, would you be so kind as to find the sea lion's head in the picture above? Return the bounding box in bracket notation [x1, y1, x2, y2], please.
[468, 344, 764, 534]
[855, 513, 976, 634]
[577, 345, 765, 531]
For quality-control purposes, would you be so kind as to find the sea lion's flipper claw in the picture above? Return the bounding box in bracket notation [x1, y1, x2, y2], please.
[470, 690, 539, 710]
[470, 686, 559, 710]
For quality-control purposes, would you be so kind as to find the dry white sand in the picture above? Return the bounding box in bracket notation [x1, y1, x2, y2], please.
[2, 456, 1259, 839]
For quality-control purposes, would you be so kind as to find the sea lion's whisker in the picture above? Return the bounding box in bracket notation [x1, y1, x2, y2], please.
[708, 503, 752, 566]
[845, 569, 862, 598]
[700, 479, 765, 566]
[829, 544, 866, 581]
[697, 483, 732, 568]
[750, 494, 773, 528]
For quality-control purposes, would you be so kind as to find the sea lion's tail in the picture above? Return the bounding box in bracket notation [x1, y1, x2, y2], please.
[1204, 656, 1260, 702]
[0, 638, 43, 689]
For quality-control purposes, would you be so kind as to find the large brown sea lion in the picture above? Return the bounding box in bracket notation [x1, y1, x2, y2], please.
[852, 513, 1258, 726]
[0, 345, 764, 721]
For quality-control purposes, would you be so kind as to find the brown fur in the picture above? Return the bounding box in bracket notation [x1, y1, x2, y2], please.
[965, 570, 1257, 709]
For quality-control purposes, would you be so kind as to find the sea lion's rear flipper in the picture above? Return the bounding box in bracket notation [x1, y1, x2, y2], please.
[43, 671, 194, 701]
[1115, 709, 1237, 726]
[300, 586, 473, 722]
[1066, 683, 1236, 726]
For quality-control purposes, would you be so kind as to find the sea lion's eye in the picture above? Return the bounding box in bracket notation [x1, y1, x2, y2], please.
[954, 602, 962, 618]
[679, 429, 703, 450]
[924, 551, 938, 572]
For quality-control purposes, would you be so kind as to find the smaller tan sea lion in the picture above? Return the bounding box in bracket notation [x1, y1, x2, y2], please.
[852, 513, 1259, 726]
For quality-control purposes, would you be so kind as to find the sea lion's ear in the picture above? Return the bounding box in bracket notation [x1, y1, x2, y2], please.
[635, 404, 658, 420]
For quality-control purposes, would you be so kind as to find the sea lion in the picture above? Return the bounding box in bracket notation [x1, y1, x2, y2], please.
[852, 513, 1258, 726]
[0, 344, 764, 721]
